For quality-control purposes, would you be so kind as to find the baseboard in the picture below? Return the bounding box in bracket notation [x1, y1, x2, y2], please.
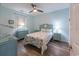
[53, 40, 69, 44]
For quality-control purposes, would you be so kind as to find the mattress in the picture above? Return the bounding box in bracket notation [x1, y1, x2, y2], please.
[27, 31, 53, 42]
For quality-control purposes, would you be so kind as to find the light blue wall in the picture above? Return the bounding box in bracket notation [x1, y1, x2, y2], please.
[31, 8, 69, 42]
[0, 5, 32, 34]
[0, 4, 69, 42]
[50, 8, 69, 42]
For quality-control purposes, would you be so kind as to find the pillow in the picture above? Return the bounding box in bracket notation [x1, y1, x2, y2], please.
[41, 28, 52, 32]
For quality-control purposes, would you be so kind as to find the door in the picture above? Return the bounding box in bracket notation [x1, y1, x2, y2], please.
[70, 3, 79, 55]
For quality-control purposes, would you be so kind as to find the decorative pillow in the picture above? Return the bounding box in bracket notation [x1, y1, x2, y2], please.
[41, 28, 52, 32]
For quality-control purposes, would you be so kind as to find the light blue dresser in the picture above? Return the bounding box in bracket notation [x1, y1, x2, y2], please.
[53, 33, 61, 41]
[0, 35, 17, 56]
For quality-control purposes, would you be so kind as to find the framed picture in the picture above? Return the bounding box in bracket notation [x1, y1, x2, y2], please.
[8, 20, 14, 24]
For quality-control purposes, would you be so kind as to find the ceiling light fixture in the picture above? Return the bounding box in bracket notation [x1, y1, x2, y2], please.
[33, 9, 37, 12]
[29, 4, 43, 13]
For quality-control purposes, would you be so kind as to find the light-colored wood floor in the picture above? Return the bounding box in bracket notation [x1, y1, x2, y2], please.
[17, 39, 70, 56]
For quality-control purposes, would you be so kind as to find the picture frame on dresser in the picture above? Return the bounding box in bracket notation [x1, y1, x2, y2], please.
[8, 20, 14, 24]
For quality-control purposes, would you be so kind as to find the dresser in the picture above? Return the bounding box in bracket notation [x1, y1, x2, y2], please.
[0, 36, 17, 56]
[53, 33, 61, 41]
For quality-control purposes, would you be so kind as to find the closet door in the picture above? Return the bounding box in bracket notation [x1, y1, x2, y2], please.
[70, 4, 79, 55]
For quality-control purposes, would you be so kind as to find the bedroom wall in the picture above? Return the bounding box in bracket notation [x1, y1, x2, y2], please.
[0, 5, 32, 34]
[32, 8, 69, 42]
[0, 4, 69, 43]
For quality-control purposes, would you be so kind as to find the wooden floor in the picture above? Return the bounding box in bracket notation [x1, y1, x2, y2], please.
[17, 39, 70, 56]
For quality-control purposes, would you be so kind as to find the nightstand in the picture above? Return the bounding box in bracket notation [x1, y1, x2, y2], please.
[53, 33, 61, 41]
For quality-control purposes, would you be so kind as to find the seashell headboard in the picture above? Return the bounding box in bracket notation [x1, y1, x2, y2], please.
[39, 24, 53, 31]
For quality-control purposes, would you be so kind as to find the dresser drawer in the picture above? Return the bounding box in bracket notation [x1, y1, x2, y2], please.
[0, 39, 17, 56]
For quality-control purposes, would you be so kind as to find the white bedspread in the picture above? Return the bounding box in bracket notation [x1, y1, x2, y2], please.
[24, 31, 53, 55]
[27, 31, 53, 43]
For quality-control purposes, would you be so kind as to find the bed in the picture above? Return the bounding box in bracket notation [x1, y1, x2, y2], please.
[24, 24, 53, 55]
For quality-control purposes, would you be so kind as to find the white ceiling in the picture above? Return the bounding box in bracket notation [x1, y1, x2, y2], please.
[1, 3, 70, 15]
